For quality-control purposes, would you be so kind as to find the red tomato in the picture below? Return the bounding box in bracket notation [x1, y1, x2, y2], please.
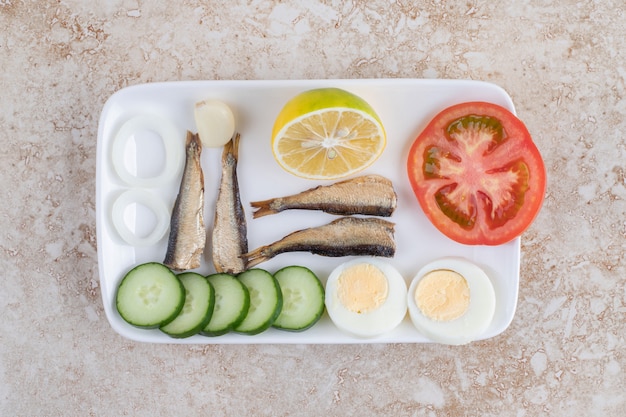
[407, 102, 546, 246]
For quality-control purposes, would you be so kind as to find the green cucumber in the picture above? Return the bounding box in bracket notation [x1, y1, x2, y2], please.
[116, 262, 185, 328]
[272, 266, 325, 332]
[202, 273, 250, 336]
[160, 272, 215, 338]
[234, 269, 283, 335]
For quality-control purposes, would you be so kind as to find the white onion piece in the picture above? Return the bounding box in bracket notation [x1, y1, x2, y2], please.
[111, 189, 170, 247]
[194, 100, 236, 147]
[111, 114, 183, 187]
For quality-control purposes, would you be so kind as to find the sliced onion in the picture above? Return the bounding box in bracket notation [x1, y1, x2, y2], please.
[111, 189, 170, 247]
[111, 114, 184, 187]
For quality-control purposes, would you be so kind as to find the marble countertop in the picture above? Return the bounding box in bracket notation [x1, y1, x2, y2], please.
[2, 1, 624, 415]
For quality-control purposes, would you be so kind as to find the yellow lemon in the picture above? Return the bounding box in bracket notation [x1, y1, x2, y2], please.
[271, 88, 386, 180]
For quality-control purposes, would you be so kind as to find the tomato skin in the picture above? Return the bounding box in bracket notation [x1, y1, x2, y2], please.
[407, 102, 546, 246]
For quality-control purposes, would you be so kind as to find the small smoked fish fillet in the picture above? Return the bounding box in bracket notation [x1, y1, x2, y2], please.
[212, 133, 248, 274]
[164, 131, 206, 271]
[250, 174, 397, 218]
[242, 216, 395, 269]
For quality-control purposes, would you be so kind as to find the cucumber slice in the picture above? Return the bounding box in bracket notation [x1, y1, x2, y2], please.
[272, 266, 325, 332]
[116, 262, 185, 328]
[202, 273, 250, 336]
[160, 272, 215, 338]
[234, 269, 283, 335]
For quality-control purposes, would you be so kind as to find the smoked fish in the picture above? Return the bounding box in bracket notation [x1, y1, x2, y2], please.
[250, 174, 397, 218]
[242, 216, 395, 269]
[164, 131, 205, 271]
[211, 133, 248, 274]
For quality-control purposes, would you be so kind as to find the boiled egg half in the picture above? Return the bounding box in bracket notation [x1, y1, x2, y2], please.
[325, 258, 407, 338]
[407, 257, 496, 345]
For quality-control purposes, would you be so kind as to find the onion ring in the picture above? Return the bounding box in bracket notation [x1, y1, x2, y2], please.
[111, 114, 183, 187]
[111, 189, 170, 247]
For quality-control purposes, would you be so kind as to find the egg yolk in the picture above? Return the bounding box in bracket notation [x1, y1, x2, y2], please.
[337, 263, 388, 314]
[415, 269, 470, 321]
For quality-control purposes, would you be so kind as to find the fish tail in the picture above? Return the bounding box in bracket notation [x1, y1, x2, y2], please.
[250, 199, 279, 218]
[240, 245, 271, 269]
[186, 130, 203, 152]
[223, 132, 240, 161]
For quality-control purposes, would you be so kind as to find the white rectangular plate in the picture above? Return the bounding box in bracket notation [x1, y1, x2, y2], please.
[96, 79, 520, 344]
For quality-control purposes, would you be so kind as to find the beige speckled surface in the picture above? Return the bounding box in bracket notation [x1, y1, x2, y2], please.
[1, 1, 625, 415]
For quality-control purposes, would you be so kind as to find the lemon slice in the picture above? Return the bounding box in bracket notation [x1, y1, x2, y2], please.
[271, 88, 386, 180]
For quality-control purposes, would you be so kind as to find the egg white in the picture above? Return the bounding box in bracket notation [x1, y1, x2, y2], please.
[407, 257, 496, 345]
[325, 258, 407, 338]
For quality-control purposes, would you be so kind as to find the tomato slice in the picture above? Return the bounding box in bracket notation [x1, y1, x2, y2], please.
[407, 102, 546, 245]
